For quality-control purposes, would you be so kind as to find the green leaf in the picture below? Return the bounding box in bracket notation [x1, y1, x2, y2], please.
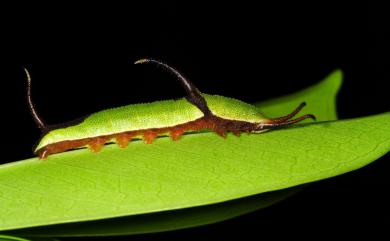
[0, 235, 58, 241]
[2, 70, 389, 236]
[0, 235, 31, 241]
[5, 187, 302, 237]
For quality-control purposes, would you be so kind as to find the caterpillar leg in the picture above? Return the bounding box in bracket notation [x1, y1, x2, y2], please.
[143, 130, 158, 144]
[170, 127, 186, 141]
[89, 137, 108, 152]
[38, 148, 49, 159]
[116, 133, 137, 148]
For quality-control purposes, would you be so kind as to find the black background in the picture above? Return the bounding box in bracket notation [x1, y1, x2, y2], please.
[1, 2, 388, 240]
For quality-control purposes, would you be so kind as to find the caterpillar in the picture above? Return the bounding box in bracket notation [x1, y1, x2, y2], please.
[25, 59, 315, 159]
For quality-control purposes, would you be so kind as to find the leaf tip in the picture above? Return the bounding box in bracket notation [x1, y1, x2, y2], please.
[324, 69, 343, 90]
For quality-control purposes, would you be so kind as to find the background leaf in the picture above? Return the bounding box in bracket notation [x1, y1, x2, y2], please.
[0, 234, 58, 241]
[0, 235, 31, 241]
[3, 70, 389, 237]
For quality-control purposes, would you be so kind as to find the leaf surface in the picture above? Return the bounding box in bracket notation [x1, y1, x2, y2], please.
[2, 70, 389, 236]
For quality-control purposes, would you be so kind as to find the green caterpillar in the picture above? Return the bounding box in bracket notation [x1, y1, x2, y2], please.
[26, 59, 315, 159]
